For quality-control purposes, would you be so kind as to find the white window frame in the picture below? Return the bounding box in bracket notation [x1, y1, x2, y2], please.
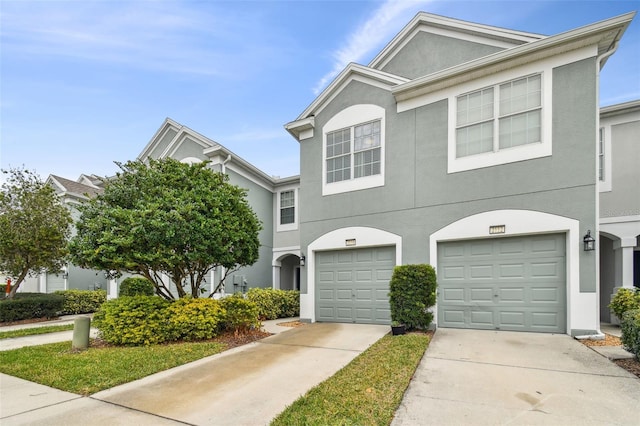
[276, 187, 298, 232]
[448, 69, 551, 173]
[322, 104, 385, 196]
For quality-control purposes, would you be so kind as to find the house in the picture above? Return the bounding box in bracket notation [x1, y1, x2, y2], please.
[598, 100, 640, 324]
[16, 12, 637, 338]
[284, 12, 636, 336]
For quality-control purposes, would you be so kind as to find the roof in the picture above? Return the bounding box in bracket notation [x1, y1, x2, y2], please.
[600, 99, 640, 118]
[48, 175, 103, 200]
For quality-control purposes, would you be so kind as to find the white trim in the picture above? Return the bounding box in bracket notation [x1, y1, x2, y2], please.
[599, 108, 640, 193]
[322, 104, 386, 196]
[599, 215, 640, 224]
[303, 227, 402, 322]
[276, 187, 299, 232]
[429, 209, 592, 336]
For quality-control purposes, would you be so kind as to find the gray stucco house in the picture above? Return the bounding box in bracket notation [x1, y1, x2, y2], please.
[21, 12, 638, 338]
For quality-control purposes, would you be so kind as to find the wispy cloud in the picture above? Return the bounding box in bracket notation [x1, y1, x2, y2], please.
[312, 0, 432, 95]
[0, 1, 290, 78]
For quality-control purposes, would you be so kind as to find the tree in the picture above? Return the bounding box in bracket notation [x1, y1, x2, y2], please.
[0, 168, 73, 298]
[69, 159, 262, 300]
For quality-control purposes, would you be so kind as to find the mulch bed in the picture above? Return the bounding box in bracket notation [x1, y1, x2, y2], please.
[276, 320, 305, 328]
[579, 334, 640, 379]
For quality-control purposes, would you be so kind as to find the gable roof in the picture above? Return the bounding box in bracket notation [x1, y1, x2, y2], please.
[137, 117, 218, 162]
[369, 12, 545, 71]
[48, 175, 103, 201]
[285, 64, 409, 139]
[393, 11, 635, 103]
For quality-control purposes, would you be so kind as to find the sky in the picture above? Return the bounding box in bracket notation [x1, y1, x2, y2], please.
[1, 0, 639, 182]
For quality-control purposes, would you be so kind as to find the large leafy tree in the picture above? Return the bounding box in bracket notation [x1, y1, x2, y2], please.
[0, 168, 73, 298]
[69, 159, 262, 300]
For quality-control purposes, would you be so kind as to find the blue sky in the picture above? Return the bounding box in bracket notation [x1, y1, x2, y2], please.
[1, 0, 638, 182]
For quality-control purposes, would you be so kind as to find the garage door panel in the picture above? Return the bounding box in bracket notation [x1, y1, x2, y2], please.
[317, 246, 395, 324]
[438, 234, 566, 333]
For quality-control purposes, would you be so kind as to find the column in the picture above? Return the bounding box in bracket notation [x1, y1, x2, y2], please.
[610, 237, 637, 324]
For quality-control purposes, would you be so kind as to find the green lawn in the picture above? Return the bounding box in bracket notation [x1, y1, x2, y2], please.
[271, 332, 430, 426]
[0, 340, 226, 395]
[0, 324, 75, 339]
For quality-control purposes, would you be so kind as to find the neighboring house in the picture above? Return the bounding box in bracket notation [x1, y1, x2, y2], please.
[284, 12, 636, 336]
[15, 175, 109, 295]
[16, 12, 638, 338]
[598, 100, 640, 324]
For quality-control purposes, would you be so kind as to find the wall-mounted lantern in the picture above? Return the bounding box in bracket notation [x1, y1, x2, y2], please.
[300, 254, 306, 266]
[583, 230, 595, 251]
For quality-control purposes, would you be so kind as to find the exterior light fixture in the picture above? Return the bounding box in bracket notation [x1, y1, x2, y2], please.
[583, 230, 595, 251]
[300, 255, 306, 266]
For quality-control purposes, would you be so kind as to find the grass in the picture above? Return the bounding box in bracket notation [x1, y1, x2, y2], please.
[0, 324, 75, 339]
[0, 339, 226, 395]
[271, 332, 430, 426]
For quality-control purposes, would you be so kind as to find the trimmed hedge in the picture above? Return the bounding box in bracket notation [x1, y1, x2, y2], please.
[389, 264, 437, 330]
[93, 296, 171, 346]
[621, 309, 640, 360]
[119, 277, 155, 297]
[55, 289, 107, 314]
[246, 288, 300, 320]
[166, 298, 226, 341]
[609, 288, 640, 319]
[220, 294, 261, 333]
[0, 293, 65, 322]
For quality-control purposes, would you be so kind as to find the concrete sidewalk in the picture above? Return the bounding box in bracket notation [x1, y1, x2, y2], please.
[392, 328, 640, 426]
[1, 321, 389, 425]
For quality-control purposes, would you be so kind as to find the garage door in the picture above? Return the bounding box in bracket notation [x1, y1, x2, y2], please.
[316, 246, 395, 324]
[438, 234, 566, 333]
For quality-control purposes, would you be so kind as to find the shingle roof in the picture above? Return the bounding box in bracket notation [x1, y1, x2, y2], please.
[49, 175, 103, 199]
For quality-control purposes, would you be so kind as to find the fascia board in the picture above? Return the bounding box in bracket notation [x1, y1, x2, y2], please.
[369, 12, 545, 70]
[600, 99, 640, 118]
[137, 118, 182, 161]
[392, 12, 635, 102]
[203, 145, 277, 189]
[293, 64, 408, 122]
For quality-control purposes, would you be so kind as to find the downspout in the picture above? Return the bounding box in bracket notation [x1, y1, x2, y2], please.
[221, 154, 232, 174]
[593, 40, 619, 334]
[219, 154, 232, 292]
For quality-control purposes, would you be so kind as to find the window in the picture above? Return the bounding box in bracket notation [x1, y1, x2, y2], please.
[280, 190, 295, 225]
[456, 74, 542, 158]
[327, 120, 381, 183]
[598, 127, 604, 181]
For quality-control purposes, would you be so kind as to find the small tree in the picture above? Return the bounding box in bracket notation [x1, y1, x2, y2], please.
[69, 159, 262, 300]
[0, 168, 72, 298]
[389, 264, 437, 330]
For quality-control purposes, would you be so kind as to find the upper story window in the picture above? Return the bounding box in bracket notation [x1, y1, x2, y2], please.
[280, 190, 295, 224]
[277, 188, 298, 232]
[323, 104, 385, 196]
[326, 120, 381, 183]
[456, 74, 542, 158]
[447, 69, 552, 174]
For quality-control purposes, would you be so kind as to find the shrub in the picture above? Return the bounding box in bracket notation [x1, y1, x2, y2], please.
[0, 293, 65, 322]
[166, 298, 226, 341]
[93, 296, 170, 345]
[220, 294, 260, 333]
[620, 309, 640, 360]
[119, 277, 155, 297]
[609, 288, 640, 319]
[246, 288, 300, 320]
[388, 264, 437, 330]
[55, 289, 107, 314]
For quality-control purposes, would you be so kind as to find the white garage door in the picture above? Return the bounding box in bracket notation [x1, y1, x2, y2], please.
[316, 246, 395, 324]
[438, 234, 566, 333]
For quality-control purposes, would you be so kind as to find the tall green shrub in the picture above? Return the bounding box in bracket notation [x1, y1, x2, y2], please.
[119, 277, 155, 297]
[389, 264, 437, 330]
[246, 288, 300, 320]
[620, 309, 640, 360]
[0, 293, 65, 322]
[55, 289, 106, 314]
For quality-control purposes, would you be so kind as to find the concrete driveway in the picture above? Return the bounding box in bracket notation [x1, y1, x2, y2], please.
[1, 322, 389, 425]
[393, 328, 640, 425]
